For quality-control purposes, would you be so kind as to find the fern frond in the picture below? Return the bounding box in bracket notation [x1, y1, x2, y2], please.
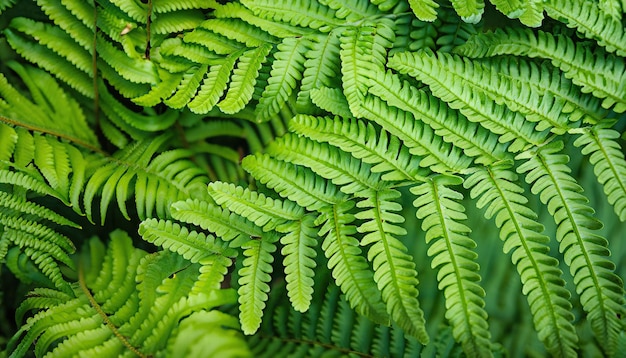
[340, 21, 394, 116]
[213, 2, 307, 38]
[544, 0, 626, 56]
[8, 231, 242, 357]
[390, 51, 568, 136]
[317, 199, 390, 326]
[289, 115, 427, 181]
[207, 181, 304, 231]
[456, 28, 626, 113]
[369, 67, 508, 165]
[241, 0, 340, 31]
[256, 37, 308, 121]
[247, 274, 424, 357]
[238, 236, 277, 334]
[171, 199, 264, 245]
[296, 32, 341, 111]
[465, 164, 578, 356]
[139, 218, 236, 263]
[241, 153, 347, 211]
[84, 134, 208, 223]
[267, 134, 384, 195]
[355, 187, 429, 343]
[359, 95, 472, 174]
[412, 175, 492, 356]
[517, 141, 626, 355]
[187, 49, 244, 114]
[572, 122, 626, 221]
[279, 214, 318, 312]
[449, 0, 484, 24]
[218, 44, 272, 114]
[309, 86, 353, 118]
[408, 0, 439, 22]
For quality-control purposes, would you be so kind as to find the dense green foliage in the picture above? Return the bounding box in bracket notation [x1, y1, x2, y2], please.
[0, 0, 625, 357]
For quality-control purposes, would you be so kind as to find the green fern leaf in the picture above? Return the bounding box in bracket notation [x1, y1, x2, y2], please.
[84, 135, 207, 223]
[296, 32, 341, 111]
[368, 67, 508, 165]
[489, 0, 524, 19]
[200, 18, 277, 48]
[238, 237, 277, 334]
[279, 214, 318, 312]
[456, 29, 626, 113]
[139, 218, 236, 263]
[218, 44, 272, 114]
[391, 50, 571, 136]
[289, 115, 427, 181]
[340, 22, 394, 116]
[188, 49, 244, 114]
[171, 199, 264, 245]
[213, 2, 307, 38]
[412, 175, 492, 356]
[309, 86, 353, 118]
[241, 0, 340, 31]
[241, 153, 347, 211]
[465, 164, 578, 356]
[544, 0, 626, 56]
[517, 141, 626, 355]
[208, 181, 304, 231]
[317, 199, 390, 326]
[408, 0, 439, 22]
[572, 122, 626, 221]
[355, 187, 429, 343]
[267, 134, 384, 194]
[256, 37, 308, 121]
[449, 0, 484, 24]
[359, 95, 472, 174]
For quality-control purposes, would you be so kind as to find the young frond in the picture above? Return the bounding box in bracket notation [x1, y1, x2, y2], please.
[517, 141, 626, 356]
[241, 0, 341, 31]
[411, 175, 492, 356]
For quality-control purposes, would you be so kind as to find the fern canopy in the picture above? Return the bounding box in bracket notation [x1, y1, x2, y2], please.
[1, 0, 626, 357]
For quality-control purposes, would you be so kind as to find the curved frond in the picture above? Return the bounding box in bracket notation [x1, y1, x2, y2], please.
[238, 237, 277, 334]
[355, 187, 428, 343]
[517, 141, 626, 355]
[317, 199, 390, 326]
[465, 164, 578, 356]
[411, 175, 492, 356]
[544, 0, 626, 56]
[456, 28, 626, 113]
[256, 37, 308, 121]
[368, 66, 508, 165]
[572, 122, 626, 221]
[7, 230, 241, 357]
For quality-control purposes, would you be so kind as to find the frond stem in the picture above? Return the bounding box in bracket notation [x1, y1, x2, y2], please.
[78, 261, 147, 358]
[0, 115, 107, 155]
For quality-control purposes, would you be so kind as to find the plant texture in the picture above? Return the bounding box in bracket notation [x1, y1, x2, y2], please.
[0, 0, 625, 357]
